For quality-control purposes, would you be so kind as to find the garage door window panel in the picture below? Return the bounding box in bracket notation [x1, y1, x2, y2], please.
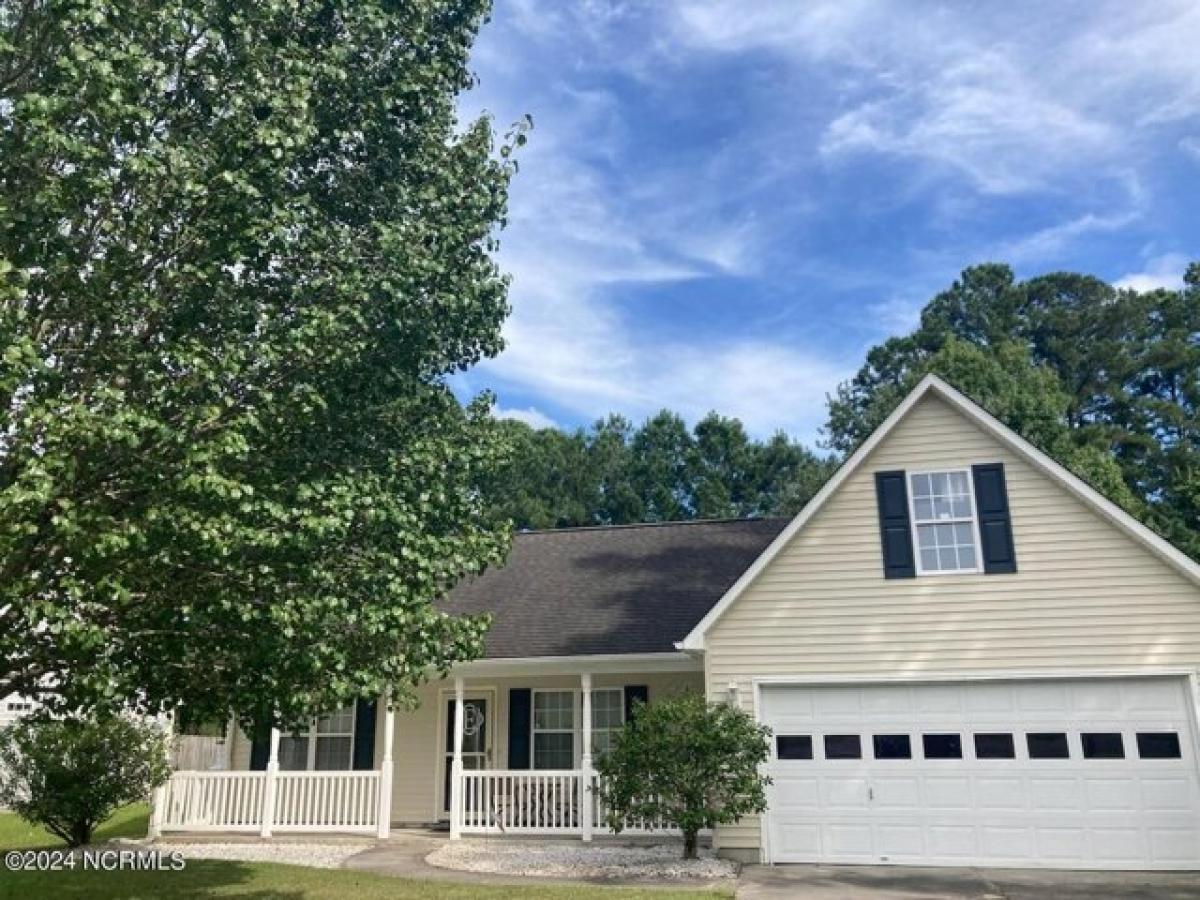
[824, 734, 862, 760]
[1027, 732, 1070, 759]
[1136, 732, 1182, 759]
[1081, 732, 1124, 759]
[873, 734, 912, 759]
[974, 733, 1016, 759]
[922, 733, 963, 759]
[908, 470, 982, 574]
[776, 735, 813, 760]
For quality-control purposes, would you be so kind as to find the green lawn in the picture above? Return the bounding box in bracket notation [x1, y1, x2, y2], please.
[0, 803, 150, 850]
[0, 860, 727, 899]
[0, 808, 728, 899]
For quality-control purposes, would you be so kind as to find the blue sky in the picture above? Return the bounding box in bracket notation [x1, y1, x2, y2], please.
[452, 0, 1199, 447]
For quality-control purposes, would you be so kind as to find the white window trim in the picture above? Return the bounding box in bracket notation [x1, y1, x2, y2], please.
[281, 704, 356, 772]
[530, 687, 627, 770]
[906, 467, 985, 576]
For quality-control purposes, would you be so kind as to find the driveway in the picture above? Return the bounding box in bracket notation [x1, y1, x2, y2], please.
[738, 864, 1200, 899]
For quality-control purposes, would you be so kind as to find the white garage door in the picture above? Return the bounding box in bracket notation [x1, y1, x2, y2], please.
[761, 677, 1200, 869]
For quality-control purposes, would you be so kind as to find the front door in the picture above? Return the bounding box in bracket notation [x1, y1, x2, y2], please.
[443, 697, 489, 813]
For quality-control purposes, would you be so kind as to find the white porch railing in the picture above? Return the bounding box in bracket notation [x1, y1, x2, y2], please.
[152, 770, 381, 835]
[273, 771, 380, 831]
[154, 772, 266, 832]
[456, 769, 673, 836]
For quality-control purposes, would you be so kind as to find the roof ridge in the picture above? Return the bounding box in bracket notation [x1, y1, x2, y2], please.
[514, 516, 787, 536]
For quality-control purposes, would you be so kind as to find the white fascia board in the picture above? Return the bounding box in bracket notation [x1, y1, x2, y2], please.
[928, 376, 1200, 590]
[679, 373, 1200, 651]
[450, 651, 702, 678]
[678, 374, 942, 651]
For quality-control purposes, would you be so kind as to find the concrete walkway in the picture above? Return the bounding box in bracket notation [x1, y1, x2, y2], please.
[737, 863, 1200, 899]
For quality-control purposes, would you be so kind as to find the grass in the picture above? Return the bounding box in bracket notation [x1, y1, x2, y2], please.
[0, 860, 729, 899]
[0, 808, 729, 899]
[0, 802, 150, 850]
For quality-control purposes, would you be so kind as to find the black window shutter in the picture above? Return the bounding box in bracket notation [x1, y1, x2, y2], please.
[623, 685, 649, 721]
[508, 688, 531, 769]
[352, 698, 378, 770]
[875, 471, 916, 578]
[249, 722, 270, 771]
[972, 463, 1017, 574]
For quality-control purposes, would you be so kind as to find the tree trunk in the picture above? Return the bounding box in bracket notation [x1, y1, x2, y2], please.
[683, 828, 698, 860]
[70, 820, 92, 848]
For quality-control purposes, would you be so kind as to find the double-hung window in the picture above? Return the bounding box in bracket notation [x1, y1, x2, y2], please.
[590, 689, 624, 757]
[908, 470, 980, 573]
[278, 704, 356, 771]
[532, 691, 575, 769]
[314, 706, 355, 770]
[531, 688, 629, 768]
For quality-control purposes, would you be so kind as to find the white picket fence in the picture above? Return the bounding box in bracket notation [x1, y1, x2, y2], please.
[152, 770, 381, 835]
[456, 769, 674, 837]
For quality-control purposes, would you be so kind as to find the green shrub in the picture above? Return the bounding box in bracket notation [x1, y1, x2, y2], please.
[594, 692, 771, 859]
[0, 715, 171, 847]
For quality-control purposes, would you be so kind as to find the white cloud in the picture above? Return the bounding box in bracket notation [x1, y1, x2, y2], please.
[1114, 252, 1189, 292]
[482, 274, 850, 439]
[462, 14, 851, 443]
[819, 54, 1115, 195]
[997, 210, 1140, 264]
[867, 295, 926, 336]
[673, 0, 1200, 197]
[493, 405, 560, 430]
[460, 1, 1199, 444]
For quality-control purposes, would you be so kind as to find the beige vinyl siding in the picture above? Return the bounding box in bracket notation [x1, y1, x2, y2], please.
[705, 393, 1200, 852]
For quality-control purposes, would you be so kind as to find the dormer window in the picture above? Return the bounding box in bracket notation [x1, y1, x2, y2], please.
[908, 470, 981, 574]
[875, 463, 1016, 579]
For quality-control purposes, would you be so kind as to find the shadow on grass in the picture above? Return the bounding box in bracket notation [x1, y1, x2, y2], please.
[0, 858, 307, 900]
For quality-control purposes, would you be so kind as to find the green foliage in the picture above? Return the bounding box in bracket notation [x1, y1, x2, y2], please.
[0, 717, 170, 847]
[826, 263, 1199, 559]
[1, 0, 525, 727]
[594, 693, 771, 860]
[489, 412, 836, 529]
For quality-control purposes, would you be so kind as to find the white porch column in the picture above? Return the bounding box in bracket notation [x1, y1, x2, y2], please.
[259, 726, 280, 837]
[580, 671, 594, 842]
[376, 692, 395, 839]
[449, 676, 465, 839]
[148, 783, 166, 839]
[149, 714, 173, 838]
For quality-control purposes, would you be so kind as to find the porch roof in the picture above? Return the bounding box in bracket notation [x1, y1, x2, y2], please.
[439, 517, 788, 659]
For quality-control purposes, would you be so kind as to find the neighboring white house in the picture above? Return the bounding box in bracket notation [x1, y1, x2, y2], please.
[152, 375, 1200, 872]
[0, 693, 39, 730]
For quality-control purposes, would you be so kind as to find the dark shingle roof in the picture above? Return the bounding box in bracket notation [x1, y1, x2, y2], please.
[439, 518, 788, 658]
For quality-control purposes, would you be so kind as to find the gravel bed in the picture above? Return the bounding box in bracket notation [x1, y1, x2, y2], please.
[426, 839, 737, 879]
[161, 841, 372, 869]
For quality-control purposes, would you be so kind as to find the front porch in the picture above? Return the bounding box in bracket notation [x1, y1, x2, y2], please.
[150, 653, 701, 841]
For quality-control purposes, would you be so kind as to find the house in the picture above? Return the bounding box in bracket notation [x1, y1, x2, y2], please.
[0, 693, 39, 730]
[151, 374, 1200, 871]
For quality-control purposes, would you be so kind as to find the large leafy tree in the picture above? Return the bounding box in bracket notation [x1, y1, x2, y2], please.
[1, 0, 525, 728]
[487, 411, 835, 530]
[826, 263, 1199, 559]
